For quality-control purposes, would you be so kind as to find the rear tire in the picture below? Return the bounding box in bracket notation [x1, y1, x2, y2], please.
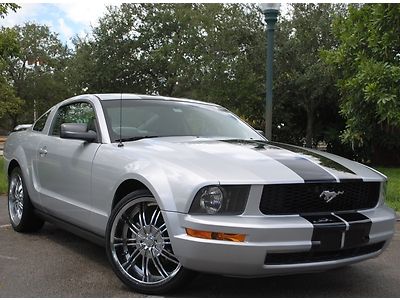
[106, 189, 194, 295]
[8, 166, 44, 232]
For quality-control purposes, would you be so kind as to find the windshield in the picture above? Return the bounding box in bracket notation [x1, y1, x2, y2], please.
[101, 99, 264, 142]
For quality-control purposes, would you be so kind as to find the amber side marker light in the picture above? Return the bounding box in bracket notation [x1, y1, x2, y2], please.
[186, 228, 246, 242]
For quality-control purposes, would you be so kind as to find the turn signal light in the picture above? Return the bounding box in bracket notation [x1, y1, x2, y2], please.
[186, 228, 245, 242]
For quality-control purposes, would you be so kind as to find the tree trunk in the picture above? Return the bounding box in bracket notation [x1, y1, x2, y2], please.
[305, 108, 314, 148]
[8, 113, 19, 131]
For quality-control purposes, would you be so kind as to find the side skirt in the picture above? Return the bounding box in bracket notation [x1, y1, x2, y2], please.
[34, 209, 105, 247]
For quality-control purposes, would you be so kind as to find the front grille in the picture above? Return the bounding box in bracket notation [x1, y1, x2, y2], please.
[259, 182, 380, 215]
[265, 241, 385, 265]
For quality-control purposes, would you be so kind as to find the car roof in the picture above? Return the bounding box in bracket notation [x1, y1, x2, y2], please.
[92, 93, 220, 107]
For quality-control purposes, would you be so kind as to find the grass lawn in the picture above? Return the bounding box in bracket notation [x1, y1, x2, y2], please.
[376, 167, 400, 212]
[0, 157, 7, 195]
[0, 157, 398, 211]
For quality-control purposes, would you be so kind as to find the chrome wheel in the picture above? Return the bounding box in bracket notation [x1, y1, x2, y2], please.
[8, 173, 24, 226]
[109, 198, 181, 285]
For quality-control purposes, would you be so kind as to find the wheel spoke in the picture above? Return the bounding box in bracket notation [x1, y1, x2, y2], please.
[157, 223, 167, 234]
[8, 174, 26, 225]
[149, 208, 160, 226]
[113, 237, 124, 243]
[138, 203, 147, 227]
[16, 177, 23, 195]
[114, 241, 136, 247]
[122, 247, 143, 271]
[156, 236, 171, 245]
[160, 248, 180, 265]
[151, 252, 168, 278]
[121, 214, 140, 235]
[159, 241, 171, 245]
[114, 237, 136, 243]
[110, 199, 182, 285]
[142, 254, 150, 282]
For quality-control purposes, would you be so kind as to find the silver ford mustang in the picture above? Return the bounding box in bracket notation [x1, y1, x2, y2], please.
[4, 94, 396, 294]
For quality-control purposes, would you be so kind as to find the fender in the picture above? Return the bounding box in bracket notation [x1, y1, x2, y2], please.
[4, 132, 44, 206]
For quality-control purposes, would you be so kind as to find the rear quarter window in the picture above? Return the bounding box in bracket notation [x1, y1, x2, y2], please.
[32, 111, 50, 132]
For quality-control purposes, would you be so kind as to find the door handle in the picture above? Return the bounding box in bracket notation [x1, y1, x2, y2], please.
[39, 147, 48, 156]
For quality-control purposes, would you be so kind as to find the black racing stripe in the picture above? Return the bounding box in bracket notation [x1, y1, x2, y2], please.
[221, 139, 352, 183]
[302, 214, 346, 251]
[302, 212, 373, 252]
[274, 157, 337, 183]
[336, 212, 372, 248]
[269, 141, 357, 175]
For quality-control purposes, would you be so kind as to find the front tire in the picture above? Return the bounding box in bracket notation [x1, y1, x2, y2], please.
[105, 190, 193, 295]
[8, 166, 44, 232]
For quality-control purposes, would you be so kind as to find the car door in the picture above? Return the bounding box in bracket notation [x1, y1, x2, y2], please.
[36, 101, 101, 228]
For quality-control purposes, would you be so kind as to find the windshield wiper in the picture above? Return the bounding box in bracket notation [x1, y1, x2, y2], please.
[116, 135, 160, 142]
[220, 138, 268, 143]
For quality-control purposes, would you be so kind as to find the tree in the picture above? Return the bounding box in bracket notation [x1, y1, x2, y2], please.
[4, 23, 71, 126]
[273, 4, 345, 148]
[0, 4, 20, 67]
[0, 3, 19, 18]
[326, 4, 400, 165]
[68, 4, 267, 126]
[0, 3, 22, 130]
[0, 81, 24, 123]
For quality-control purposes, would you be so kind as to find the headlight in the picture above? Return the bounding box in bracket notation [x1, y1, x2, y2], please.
[199, 186, 224, 214]
[189, 185, 250, 215]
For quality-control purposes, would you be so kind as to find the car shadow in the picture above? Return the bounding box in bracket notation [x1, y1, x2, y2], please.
[32, 223, 110, 268]
[30, 223, 379, 297]
[173, 265, 375, 298]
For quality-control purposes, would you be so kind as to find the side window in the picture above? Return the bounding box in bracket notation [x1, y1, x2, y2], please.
[51, 102, 96, 136]
[32, 111, 50, 132]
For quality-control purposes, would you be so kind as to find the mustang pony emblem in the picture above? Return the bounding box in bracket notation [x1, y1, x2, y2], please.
[319, 190, 344, 203]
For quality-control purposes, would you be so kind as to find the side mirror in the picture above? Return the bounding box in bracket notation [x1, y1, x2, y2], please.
[60, 123, 97, 142]
[13, 124, 32, 132]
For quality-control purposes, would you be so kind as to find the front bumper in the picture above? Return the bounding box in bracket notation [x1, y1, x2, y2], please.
[165, 205, 395, 276]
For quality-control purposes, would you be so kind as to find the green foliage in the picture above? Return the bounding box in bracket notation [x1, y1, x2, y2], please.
[66, 3, 357, 158]
[0, 157, 7, 195]
[68, 4, 266, 126]
[0, 81, 24, 119]
[326, 4, 400, 165]
[0, 27, 19, 60]
[377, 167, 400, 212]
[0, 3, 19, 18]
[273, 4, 346, 149]
[0, 6, 20, 70]
[3, 23, 71, 128]
[0, 6, 21, 130]
[1, 2, 399, 167]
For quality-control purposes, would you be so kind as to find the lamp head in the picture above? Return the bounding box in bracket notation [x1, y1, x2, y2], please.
[259, 3, 281, 13]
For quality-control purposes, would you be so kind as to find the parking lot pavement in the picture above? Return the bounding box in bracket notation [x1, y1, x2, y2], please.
[0, 195, 399, 297]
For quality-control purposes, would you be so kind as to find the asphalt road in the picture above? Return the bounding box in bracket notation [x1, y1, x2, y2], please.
[0, 195, 399, 297]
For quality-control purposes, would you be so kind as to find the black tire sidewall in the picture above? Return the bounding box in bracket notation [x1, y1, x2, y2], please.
[105, 189, 193, 295]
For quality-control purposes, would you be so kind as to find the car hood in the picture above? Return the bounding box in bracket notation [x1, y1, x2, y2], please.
[123, 137, 385, 184]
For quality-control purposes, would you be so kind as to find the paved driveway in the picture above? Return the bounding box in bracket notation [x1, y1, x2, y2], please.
[0, 196, 399, 297]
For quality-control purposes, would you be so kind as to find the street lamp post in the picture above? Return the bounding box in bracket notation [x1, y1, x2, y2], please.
[259, 3, 280, 141]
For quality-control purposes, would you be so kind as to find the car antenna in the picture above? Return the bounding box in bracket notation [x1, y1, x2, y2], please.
[117, 92, 124, 147]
